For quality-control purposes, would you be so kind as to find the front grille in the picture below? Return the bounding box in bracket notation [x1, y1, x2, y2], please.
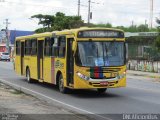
[90, 76, 116, 79]
[88, 67, 121, 79]
[90, 81, 118, 87]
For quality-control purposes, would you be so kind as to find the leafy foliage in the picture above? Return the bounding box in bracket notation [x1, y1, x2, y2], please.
[137, 24, 149, 32]
[31, 12, 84, 33]
[156, 18, 160, 25]
[88, 23, 112, 28]
[154, 18, 160, 51]
[31, 12, 158, 33]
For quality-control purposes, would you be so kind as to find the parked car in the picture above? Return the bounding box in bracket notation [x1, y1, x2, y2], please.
[0, 52, 3, 59]
[0, 52, 2, 56]
[0, 52, 10, 61]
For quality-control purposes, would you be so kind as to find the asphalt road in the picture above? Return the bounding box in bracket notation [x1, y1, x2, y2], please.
[0, 61, 160, 119]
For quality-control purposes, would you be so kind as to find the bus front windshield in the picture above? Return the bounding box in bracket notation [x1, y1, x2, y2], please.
[76, 41, 125, 67]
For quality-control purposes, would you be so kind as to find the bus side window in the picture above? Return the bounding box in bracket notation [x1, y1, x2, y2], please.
[16, 41, 20, 55]
[31, 39, 37, 56]
[58, 36, 66, 58]
[51, 37, 59, 57]
[50, 37, 57, 57]
[44, 37, 51, 56]
[25, 40, 31, 55]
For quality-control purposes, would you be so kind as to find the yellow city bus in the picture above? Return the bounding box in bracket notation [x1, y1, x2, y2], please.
[14, 28, 127, 93]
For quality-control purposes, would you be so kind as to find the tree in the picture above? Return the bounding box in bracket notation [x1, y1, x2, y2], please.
[137, 24, 149, 32]
[31, 14, 54, 30]
[31, 12, 158, 33]
[88, 23, 112, 28]
[116, 26, 128, 32]
[31, 12, 84, 33]
[156, 18, 160, 25]
[127, 25, 138, 32]
[154, 18, 160, 51]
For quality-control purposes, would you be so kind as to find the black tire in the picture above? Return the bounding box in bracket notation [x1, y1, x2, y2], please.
[58, 74, 69, 93]
[97, 88, 107, 94]
[26, 68, 33, 83]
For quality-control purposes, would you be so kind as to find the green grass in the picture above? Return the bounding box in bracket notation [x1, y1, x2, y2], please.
[11, 89, 24, 95]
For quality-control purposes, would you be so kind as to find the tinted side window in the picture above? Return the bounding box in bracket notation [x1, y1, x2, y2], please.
[25, 40, 32, 55]
[44, 38, 51, 56]
[50, 37, 55, 56]
[16, 41, 20, 55]
[31, 39, 37, 55]
[58, 36, 66, 58]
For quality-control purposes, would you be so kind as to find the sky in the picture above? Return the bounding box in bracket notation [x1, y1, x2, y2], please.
[0, 0, 159, 31]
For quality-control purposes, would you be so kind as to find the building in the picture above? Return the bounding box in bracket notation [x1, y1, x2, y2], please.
[9, 30, 34, 44]
[0, 30, 34, 53]
[125, 32, 159, 60]
[0, 31, 6, 44]
[125, 32, 160, 72]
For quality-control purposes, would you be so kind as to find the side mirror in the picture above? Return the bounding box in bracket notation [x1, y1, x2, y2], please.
[72, 41, 75, 51]
[125, 43, 129, 63]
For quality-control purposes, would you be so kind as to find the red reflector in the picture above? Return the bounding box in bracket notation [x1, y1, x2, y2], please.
[100, 82, 108, 85]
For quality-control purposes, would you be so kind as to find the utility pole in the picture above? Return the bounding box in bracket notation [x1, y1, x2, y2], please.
[150, 0, 153, 29]
[88, 0, 91, 25]
[145, 20, 147, 25]
[87, 0, 102, 25]
[131, 20, 134, 27]
[145, 19, 147, 27]
[4, 19, 10, 53]
[78, 0, 80, 16]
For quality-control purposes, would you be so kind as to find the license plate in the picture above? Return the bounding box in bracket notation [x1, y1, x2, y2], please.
[100, 81, 108, 85]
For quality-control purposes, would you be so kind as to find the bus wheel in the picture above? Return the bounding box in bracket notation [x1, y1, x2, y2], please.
[58, 74, 68, 93]
[26, 68, 33, 83]
[97, 88, 107, 94]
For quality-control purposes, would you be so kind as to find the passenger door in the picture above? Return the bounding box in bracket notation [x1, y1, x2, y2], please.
[37, 40, 44, 80]
[66, 38, 74, 86]
[20, 41, 24, 75]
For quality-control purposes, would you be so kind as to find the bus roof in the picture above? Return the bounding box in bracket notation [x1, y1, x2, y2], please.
[16, 27, 124, 41]
[16, 32, 52, 40]
[54, 27, 124, 36]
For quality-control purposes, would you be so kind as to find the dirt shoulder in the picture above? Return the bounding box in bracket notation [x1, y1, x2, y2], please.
[0, 82, 92, 120]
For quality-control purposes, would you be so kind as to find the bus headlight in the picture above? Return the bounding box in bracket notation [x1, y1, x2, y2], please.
[119, 71, 126, 79]
[76, 72, 90, 81]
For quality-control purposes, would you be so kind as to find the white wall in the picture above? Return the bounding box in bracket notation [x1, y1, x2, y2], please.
[127, 60, 160, 73]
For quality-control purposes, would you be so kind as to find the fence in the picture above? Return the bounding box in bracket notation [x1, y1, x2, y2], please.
[127, 60, 160, 73]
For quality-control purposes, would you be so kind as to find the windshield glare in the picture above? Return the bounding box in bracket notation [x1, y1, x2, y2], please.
[76, 41, 125, 67]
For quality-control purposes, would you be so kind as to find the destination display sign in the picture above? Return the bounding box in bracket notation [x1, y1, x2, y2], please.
[77, 30, 124, 38]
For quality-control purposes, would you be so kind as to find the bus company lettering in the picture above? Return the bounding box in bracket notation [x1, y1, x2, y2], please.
[55, 60, 64, 68]
[83, 31, 118, 37]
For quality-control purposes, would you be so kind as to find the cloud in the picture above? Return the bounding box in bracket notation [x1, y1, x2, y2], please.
[0, 0, 159, 31]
